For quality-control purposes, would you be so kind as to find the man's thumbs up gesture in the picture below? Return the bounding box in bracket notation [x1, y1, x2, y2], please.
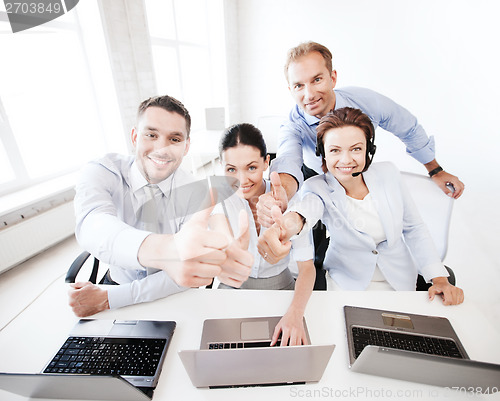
[215, 209, 254, 288]
[138, 202, 230, 288]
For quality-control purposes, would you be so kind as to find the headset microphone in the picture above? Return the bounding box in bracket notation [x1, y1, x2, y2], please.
[352, 172, 362, 177]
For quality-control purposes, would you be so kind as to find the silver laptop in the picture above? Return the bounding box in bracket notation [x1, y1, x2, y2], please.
[0, 319, 176, 400]
[179, 316, 335, 388]
[344, 306, 500, 389]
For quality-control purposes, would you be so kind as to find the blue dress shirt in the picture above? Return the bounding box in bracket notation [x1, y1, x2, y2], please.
[271, 86, 436, 187]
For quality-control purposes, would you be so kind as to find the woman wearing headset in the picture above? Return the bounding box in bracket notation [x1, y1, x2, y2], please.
[259, 107, 464, 305]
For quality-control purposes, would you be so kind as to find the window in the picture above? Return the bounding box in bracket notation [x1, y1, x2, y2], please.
[144, 0, 228, 132]
[0, 4, 122, 197]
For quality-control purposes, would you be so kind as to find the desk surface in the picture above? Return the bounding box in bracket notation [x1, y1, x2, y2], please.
[1, 279, 499, 401]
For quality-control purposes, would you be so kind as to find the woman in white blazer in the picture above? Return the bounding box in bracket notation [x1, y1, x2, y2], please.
[259, 107, 463, 305]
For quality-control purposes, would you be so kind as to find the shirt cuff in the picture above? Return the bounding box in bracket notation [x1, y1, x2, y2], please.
[291, 244, 314, 262]
[406, 135, 436, 165]
[106, 283, 135, 309]
[270, 157, 304, 188]
[286, 206, 315, 241]
[106, 272, 189, 309]
[110, 228, 151, 270]
[420, 262, 449, 283]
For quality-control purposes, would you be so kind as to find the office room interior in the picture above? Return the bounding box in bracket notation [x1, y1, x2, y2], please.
[0, 0, 499, 382]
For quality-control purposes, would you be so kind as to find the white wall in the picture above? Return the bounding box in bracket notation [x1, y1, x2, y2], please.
[229, 0, 500, 263]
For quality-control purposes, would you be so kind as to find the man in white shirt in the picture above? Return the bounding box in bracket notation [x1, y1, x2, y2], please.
[68, 95, 253, 317]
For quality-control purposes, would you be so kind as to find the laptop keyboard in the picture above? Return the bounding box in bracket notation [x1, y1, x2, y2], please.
[43, 337, 166, 376]
[352, 326, 464, 359]
[208, 340, 281, 349]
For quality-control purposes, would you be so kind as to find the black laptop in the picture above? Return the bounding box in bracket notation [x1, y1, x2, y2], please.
[0, 319, 176, 400]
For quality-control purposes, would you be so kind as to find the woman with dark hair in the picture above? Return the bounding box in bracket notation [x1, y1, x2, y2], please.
[259, 108, 464, 305]
[214, 123, 315, 345]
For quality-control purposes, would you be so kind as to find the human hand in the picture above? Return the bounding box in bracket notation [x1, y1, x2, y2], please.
[271, 309, 309, 346]
[170, 204, 229, 287]
[217, 210, 254, 287]
[257, 206, 292, 265]
[428, 277, 464, 305]
[431, 170, 464, 199]
[68, 281, 109, 317]
[256, 172, 288, 227]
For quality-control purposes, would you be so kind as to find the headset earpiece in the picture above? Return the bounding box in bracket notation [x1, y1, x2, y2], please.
[364, 135, 376, 171]
[315, 141, 323, 158]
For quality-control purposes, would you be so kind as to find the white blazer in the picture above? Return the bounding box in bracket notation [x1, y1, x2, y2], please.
[292, 162, 448, 290]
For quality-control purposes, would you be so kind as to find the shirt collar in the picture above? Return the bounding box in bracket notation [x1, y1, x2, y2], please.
[333, 89, 347, 110]
[324, 171, 346, 194]
[130, 160, 176, 196]
[130, 161, 148, 193]
[301, 107, 321, 127]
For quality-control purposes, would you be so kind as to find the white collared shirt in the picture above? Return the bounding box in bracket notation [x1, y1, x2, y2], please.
[74, 153, 196, 308]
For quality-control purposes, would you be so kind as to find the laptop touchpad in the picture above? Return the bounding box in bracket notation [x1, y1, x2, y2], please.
[240, 321, 270, 340]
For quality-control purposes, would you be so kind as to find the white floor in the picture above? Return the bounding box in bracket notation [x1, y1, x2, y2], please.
[0, 236, 81, 331]
[0, 196, 499, 334]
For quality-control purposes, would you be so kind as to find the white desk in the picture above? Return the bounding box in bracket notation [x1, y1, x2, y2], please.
[1, 279, 499, 401]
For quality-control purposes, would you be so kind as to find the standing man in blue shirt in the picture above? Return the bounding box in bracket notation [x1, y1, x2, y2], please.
[257, 41, 464, 227]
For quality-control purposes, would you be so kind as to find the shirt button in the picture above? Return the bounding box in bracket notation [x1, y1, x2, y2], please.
[372, 250, 378, 255]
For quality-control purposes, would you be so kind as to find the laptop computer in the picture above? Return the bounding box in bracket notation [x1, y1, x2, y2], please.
[178, 316, 335, 388]
[344, 305, 500, 389]
[0, 319, 176, 400]
[0, 373, 152, 401]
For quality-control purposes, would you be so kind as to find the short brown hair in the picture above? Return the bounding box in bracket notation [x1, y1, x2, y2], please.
[284, 41, 333, 82]
[316, 107, 375, 173]
[137, 95, 191, 137]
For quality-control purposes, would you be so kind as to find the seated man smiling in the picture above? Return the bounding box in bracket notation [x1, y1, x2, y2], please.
[69, 95, 253, 316]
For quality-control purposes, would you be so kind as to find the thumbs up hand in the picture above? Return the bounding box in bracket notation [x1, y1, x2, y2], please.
[256, 172, 289, 228]
[257, 206, 291, 265]
[170, 202, 230, 287]
[216, 209, 254, 288]
[138, 200, 230, 288]
[257, 207, 305, 265]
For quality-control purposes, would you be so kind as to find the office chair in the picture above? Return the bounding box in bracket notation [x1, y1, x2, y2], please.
[65, 251, 105, 284]
[315, 171, 456, 291]
[400, 171, 456, 290]
[66, 251, 216, 288]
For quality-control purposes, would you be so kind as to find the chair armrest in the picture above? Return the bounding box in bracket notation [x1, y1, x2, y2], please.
[66, 251, 100, 284]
